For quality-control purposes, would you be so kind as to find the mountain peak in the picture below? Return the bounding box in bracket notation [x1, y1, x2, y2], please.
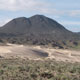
[29, 14, 47, 21]
[12, 17, 28, 22]
[15, 17, 27, 19]
[30, 14, 46, 18]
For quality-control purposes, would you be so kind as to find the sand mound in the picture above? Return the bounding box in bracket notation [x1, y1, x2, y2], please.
[0, 44, 80, 62]
[0, 44, 48, 59]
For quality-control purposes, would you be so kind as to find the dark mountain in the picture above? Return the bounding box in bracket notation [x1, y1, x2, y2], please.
[0, 15, 80, 48]
[0, 15, 66, 34]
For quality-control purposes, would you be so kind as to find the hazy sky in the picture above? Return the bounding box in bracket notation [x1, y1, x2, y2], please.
[0, 0, 80, 32]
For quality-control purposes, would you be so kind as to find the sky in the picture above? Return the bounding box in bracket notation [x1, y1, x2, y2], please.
[0, 0, 80, 32]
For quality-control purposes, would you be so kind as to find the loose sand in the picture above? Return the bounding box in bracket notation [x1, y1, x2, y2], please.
[0, 43, 80, 62]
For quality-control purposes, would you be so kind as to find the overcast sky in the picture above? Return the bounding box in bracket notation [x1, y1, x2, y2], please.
[0, 0, 80, 32]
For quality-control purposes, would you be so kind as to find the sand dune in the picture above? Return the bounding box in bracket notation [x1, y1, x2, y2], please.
[0, 44, 48, 59]
[0, 44, 80, 62]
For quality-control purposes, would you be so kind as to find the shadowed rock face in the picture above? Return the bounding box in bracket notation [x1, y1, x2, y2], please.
[0, 15, 80, 48]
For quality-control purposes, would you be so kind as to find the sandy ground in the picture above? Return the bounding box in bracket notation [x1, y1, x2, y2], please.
[0, 43, 80, 62]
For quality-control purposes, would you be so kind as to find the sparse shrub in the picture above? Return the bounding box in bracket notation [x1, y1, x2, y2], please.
[0, 59, 80, 80]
